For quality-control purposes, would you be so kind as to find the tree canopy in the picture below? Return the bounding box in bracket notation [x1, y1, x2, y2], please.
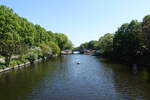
[79, 15, 150, 65]
[0, 5, 72, 67]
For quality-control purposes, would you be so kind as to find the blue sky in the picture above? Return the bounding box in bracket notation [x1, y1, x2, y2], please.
[0, 0, 150, 46]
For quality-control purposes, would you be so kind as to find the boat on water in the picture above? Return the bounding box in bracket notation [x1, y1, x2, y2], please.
[76, 62, 80, 64]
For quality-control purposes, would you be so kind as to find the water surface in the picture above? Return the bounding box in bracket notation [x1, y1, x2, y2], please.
[0, 55, 150, 100]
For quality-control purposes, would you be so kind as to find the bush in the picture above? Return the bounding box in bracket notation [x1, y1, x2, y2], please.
[19, 56, 29, 63]
[0, 62, 6, 69]
[39, 43, 52, 59]
[10, 59, 22, 67]
[25, 47, 39, 63]
[26, 53, 38, 63]
[48, 41, 60, 55]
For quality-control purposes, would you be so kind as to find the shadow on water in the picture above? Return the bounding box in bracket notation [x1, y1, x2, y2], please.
[99, 58, 150, 100]
[0, 57, 63, 100]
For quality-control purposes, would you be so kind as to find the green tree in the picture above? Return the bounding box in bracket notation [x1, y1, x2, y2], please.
[142, 15, 150, 49]
[79, 42, 88, 50]
[48, 41, 60, 55]
[0, 36, 21, 66]
[39, 43, 52, 59]
[65, 40, 73, 49]
[99, 33, 114, 57]
[0, 5, 22, 66]
[113, 20, 142, 63]
[47, 31, 55, 42]
[34, 25, 49, 44]
[0, 5, 72, 67]
[55, 33, 68, 50]
[87, 40, 99, 50]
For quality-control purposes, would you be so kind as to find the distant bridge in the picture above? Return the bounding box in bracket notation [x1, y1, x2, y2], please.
[61, 49, 101, 56]
[72, 50, 81, 54]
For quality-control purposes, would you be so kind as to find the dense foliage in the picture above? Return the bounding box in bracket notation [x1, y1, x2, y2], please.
[0, 5, 72, 67]
[79, 16, 150, 66]
[79, 40, 99, 50]
[99, 33, 114, 57]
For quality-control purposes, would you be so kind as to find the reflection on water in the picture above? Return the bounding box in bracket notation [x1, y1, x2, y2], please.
[0, 55, 150, 100]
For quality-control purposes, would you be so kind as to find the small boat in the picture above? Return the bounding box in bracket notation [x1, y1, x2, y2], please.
[76, 62, 80, 64]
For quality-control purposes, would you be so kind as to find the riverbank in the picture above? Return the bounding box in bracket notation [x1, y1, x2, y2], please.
[0, 58, 43, 74]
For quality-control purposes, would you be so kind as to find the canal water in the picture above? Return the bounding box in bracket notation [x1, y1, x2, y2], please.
[0, 55, 150, 100]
